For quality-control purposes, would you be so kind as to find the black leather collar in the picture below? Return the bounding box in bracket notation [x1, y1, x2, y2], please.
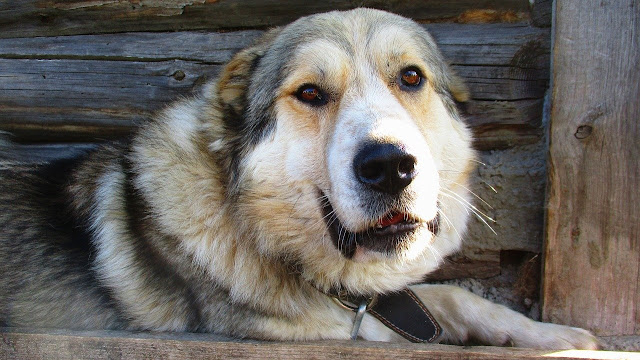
[332, 287, 442, 342]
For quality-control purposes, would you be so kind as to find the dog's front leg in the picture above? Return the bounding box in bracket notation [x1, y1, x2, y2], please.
[409, 284, 599, 349]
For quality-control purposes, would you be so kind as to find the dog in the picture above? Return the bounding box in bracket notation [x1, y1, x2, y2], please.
[0, 8, 598, 349]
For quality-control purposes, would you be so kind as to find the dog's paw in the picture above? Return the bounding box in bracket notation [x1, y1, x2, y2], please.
[511, 321, 600, 350]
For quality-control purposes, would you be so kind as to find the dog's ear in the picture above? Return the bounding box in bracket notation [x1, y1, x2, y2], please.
[216, 28, 282, 114]
[448, 73, 470, 103]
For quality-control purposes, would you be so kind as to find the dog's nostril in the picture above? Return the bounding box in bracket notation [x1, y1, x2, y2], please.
[354, 142, 417, 195]
[398, 157, 416, 177]
[359, 160, 386, 183]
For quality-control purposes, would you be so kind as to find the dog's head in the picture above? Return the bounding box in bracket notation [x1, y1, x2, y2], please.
[210, 8, 475, 295]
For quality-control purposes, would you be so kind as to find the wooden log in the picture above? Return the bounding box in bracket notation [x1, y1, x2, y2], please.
[0, 24, 549, 147]
[424, 252, 501, 281]
[0, 31, 263, 64]
[1, 328, 637, 360]
[0, 59, 222, 142]
[0, 23, 549, 67]
[0, 143, 96, 165]
[0, 0, 530, 39]
[543, 1, 640, 336]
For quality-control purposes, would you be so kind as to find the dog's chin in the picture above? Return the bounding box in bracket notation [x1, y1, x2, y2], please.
[319, 195, 440, 260]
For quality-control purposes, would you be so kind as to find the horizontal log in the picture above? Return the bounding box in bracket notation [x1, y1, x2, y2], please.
[0, 31, 263, 64]
[424, 253, 501, 281]
[0, 24, 549, 67]
[1, 328, 635, 359]
[0, 24, 549, 148]
[428, 23, 550, 68]
[0, 0, 530, 38]
[0, 59, 222, 142]
[0, 143, 96, 165]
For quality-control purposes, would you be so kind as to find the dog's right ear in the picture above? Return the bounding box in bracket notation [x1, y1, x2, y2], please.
[215, 29, 282, 115]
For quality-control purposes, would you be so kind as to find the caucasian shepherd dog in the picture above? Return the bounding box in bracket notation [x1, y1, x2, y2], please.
[0, 9, 597, 349]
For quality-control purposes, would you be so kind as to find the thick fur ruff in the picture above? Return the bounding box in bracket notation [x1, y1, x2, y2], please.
[0, 9, 598, 349]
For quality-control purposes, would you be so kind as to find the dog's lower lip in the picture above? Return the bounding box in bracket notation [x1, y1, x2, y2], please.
[373, 220, 419, 236]
[318, 191, 433, 258]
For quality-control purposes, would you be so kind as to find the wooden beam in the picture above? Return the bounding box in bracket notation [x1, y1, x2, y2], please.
[424, 252, 501, 281]
[543, 1, 640, 336]
[0, 143, 96, 165]
[0, 1, 530, 38]
[0, 58, 222, 142]
[1, 328, 637, 360]
[0, 24, 549, 148]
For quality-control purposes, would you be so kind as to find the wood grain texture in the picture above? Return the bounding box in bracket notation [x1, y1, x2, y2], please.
[0, 58, 222, 141]
[0, 143, 96, 165]
[543, 0, 640, 336]
[0, 0, 529, 38]
[1, 328, 637, 360]
[0, 24, 549, 147]
[531, 0, 552, 28]
[424, 252, 501, 281]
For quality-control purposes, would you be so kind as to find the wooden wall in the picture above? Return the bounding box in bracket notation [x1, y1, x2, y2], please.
[0, 0, 553, 322]
[0, 2, 550, 149]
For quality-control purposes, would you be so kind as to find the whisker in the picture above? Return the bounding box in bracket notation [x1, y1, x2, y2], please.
[338, 224, 347, 251]
[441, 189, 495, 223]
[443, 180, 493, 209]
[439, 191, 497, 235]
[470, 158, 487, 166]
[438, 209, 462, 241]
[425, 242, 444, 264]
[482, 180, 499, 194]
[437, 169, 463, 174]
[440, 157, 487, 167]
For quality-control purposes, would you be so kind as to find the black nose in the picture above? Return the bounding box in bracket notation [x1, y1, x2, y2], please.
[353, 142, 417, 195]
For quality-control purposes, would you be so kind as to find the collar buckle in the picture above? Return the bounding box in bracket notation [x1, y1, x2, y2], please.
[331, 290, 377, 312]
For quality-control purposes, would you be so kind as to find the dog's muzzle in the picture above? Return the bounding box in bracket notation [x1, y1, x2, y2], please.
[321, 142, 439, 258]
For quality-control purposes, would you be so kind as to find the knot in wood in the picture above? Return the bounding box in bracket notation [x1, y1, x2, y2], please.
[574, 125, 593, 139]
[172, 70, 186, 81]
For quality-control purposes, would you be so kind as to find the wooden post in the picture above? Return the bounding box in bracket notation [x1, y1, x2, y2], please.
[543, 1, 640, 336]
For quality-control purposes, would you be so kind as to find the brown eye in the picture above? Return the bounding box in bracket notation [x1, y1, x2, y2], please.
[300, 87, 320, 101]
[296, 84, 328, 106]
[400, 67, 423, 89]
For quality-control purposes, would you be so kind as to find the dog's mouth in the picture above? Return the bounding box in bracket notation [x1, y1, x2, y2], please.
[320, 194, 440, 259]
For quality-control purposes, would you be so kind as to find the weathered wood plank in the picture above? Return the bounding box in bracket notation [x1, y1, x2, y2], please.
[0, 59, 541, 141]
[0, 24, 549, 147]
[1, 328, 637, 360]
[0, 143, 96, 165]
[0, 59, 222, 141]
[543, 1, 640, 336]
[428, 23, 550, 67]
[0, 23, 549, 67]
[424, 252, 501, 281]
[0, 31, 263, 64]
[0, 0, 530, 39]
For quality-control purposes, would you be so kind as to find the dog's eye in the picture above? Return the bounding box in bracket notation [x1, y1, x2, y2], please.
[295, 84, 328, 106]
[399, 67, 423, 89]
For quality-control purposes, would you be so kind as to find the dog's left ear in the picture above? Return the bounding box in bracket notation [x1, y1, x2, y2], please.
[448, 73, 470, 103]
[215, 28, 282, 115]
